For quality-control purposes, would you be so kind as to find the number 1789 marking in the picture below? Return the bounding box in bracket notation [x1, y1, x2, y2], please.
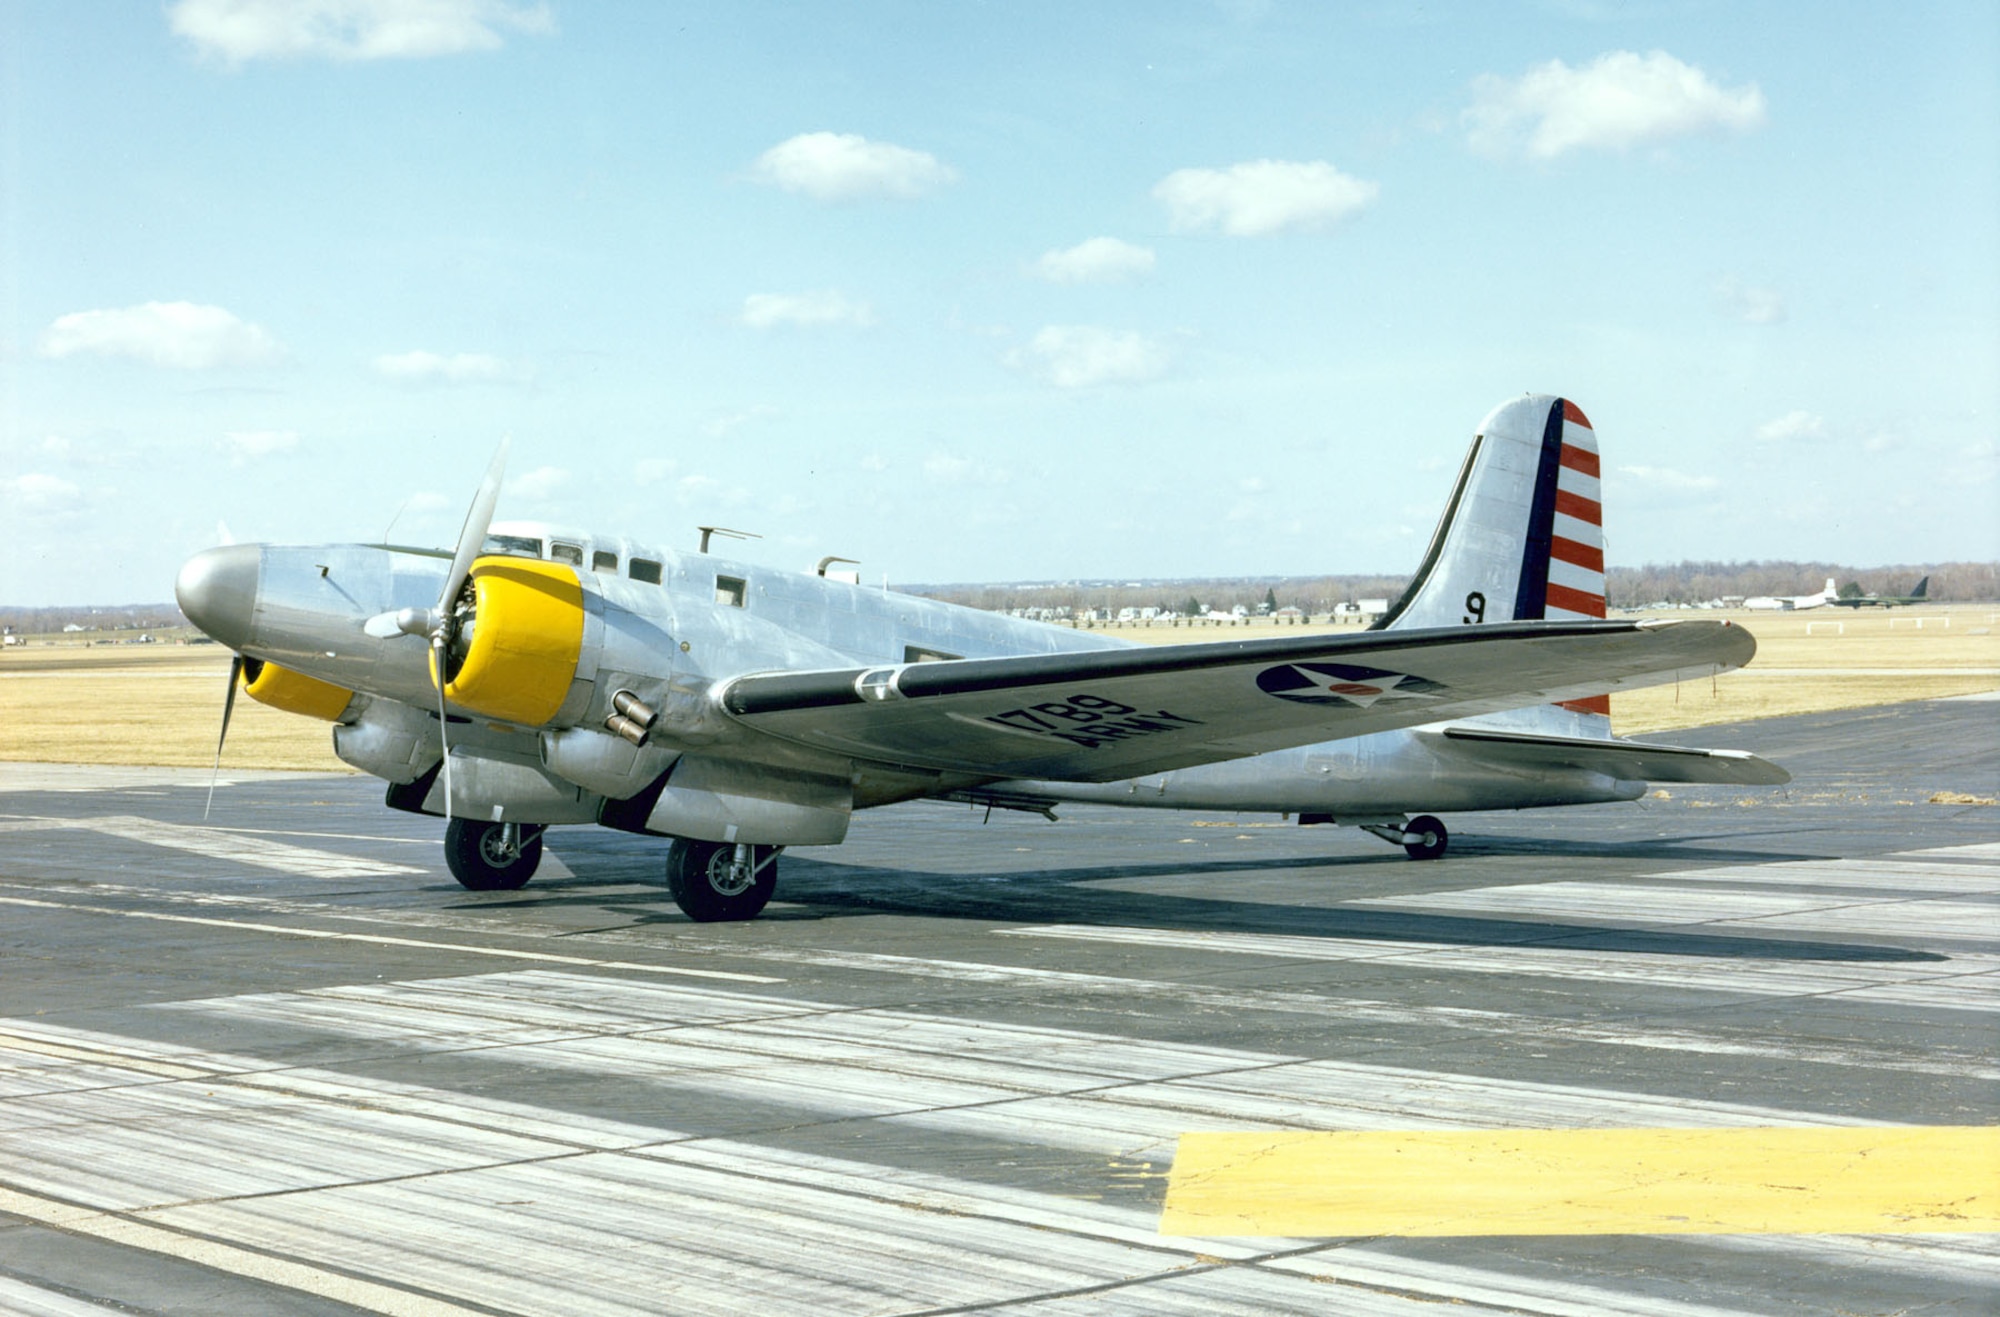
[984, 693, 1203, 749]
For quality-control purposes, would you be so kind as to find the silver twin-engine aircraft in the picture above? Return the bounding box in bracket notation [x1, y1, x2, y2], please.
[176, 394, 1787, 921]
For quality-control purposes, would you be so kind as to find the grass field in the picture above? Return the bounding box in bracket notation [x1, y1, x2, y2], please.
[2, 607, 1995, 770]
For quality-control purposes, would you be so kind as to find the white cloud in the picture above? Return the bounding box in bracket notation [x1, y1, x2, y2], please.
[1756, 410, 1827, 442]
[1152, 160, 1378, 237]
[702, 405, 780, 436]
[1617, 464, 1722, 494]
[38, 302, 283, 369]
[1466, 51, 1766, 160]
[922, 454, 1008, 486]
[633, 458, 678, 486]
[1715, 277, 1787, 325]
[1, 473, 83, 513]
[675, 473, 751, 508]
[749, 132, 957, 202]
[1032, 237, 1156, 284]
[372, 350, 515, 384]
[1007, 325, 1174, 389]
[221, 430, 299, 464]
[168, 0, 553, 64]
[738, 291, 877, 330]
[506, 466, 570, 501]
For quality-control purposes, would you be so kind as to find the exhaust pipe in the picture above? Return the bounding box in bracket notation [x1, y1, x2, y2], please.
[607, 690, 660, 746]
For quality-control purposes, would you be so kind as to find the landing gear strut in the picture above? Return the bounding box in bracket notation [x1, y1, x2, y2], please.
[1360, 814, 1450, 861]
[444, 819, 544, 890]
[666, 839, 780, 922]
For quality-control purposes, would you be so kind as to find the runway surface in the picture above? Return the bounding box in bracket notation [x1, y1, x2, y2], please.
[0, 697, 1994, 1315]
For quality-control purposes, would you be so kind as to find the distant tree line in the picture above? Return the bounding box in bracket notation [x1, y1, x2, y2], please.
[4, 560, 1991, 636]
[904, 560, 1999, 615]
[0, 603, 187, 635]
[1606, 560, 1996, 607]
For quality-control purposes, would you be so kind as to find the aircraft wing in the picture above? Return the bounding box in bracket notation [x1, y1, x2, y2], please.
[1425, 725, 1790, 786]
[718, 619, 1756, 784]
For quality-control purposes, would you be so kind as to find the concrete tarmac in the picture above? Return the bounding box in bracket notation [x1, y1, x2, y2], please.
[0, 696, 1995, 1315]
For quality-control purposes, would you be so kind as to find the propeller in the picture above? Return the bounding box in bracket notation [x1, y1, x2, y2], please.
[362, 440, 511, 822]
[203, 653, 244, 821]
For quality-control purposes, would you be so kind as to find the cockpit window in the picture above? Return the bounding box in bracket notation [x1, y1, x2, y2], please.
[484, 533, 543, 559]
[629, 558, 663, 584]
[550, 542, 584, 566]
[715, 574, 747, 607]
[592, 550, 619, 573]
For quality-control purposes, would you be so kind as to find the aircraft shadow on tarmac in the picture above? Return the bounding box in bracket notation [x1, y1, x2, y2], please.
[478, 829, 1942, 965]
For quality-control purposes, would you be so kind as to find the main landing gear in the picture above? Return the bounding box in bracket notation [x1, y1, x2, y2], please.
[443, 819, 544, 890]
[666, 839, 780, 922]
[1359, 814, 1450, 861]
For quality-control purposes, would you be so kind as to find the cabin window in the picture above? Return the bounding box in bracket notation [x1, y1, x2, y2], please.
[592, 550, 619, 573]
[629, 558, 662, 585]
[484, 533, 542, 559]
[550, 542, 584, 566]
[904, 645, 961, 664]
[715, 574, 747, 607]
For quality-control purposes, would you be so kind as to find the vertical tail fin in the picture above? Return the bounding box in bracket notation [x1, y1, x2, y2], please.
[1376, 394, 1610, 726]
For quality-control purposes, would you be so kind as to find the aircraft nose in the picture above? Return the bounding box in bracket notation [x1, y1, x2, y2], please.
[175, 544, 260, 650]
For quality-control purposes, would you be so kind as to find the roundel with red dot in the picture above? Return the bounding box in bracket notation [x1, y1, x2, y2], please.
[1256, 662, 1447, 708]
[429, 556, 585, 727]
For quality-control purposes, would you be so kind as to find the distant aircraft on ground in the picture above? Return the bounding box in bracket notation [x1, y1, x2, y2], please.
[176, 394, 1786, 921]
[1744, 579, 1838, 611]
[1829, 576, 1930, 608]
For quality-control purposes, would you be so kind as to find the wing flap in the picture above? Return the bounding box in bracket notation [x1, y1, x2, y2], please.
[1430, 725, 1790, 786]
[719, 619, 1757, 784]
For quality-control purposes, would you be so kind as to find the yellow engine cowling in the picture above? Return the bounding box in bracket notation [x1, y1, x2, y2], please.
[432, 557, 585, 727]
[241, 659, 357, 722]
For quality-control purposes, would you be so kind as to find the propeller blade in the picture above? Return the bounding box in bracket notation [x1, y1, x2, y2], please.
[204, 653, 243, 821]
[434, 634, 454, 824]
[436, 438, 510, 621]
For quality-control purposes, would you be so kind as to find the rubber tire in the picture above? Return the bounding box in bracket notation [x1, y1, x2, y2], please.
[1402, 814, 1448, 861]
[666, 839, 777, 922]
[444, 819, 542, 891]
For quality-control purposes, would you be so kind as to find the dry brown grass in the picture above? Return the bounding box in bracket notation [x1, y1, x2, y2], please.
[0, 643, 349, 772]
[3, 606, 1993, 769]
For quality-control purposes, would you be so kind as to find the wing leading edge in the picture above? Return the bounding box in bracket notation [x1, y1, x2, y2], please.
[719, 619, 1756, 784]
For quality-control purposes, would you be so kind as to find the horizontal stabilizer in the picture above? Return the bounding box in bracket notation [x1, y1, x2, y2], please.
[1429, 725, 1790, 786]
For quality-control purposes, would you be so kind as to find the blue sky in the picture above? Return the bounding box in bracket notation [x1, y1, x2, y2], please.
[4, 1, 1996, 606]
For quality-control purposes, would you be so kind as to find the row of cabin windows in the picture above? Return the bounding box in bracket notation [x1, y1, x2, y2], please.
[487, 536, 964, 656]
[490, 534, 664, 587]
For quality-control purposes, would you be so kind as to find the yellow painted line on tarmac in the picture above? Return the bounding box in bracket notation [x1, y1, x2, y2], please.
[1160, 1127, 2000, 1237]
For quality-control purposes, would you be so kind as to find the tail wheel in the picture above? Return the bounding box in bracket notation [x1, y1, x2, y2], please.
[666, 839, 777, 922]
[444, 819, 543, 890]
[1403, 814, 1448, 861]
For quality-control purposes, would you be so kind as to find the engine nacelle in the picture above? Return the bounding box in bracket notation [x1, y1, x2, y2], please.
[333, 699, 442, 784]
[642, 756, 853, 846]
[433, 557, 586, 727]
[241, 658, 357, 722]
